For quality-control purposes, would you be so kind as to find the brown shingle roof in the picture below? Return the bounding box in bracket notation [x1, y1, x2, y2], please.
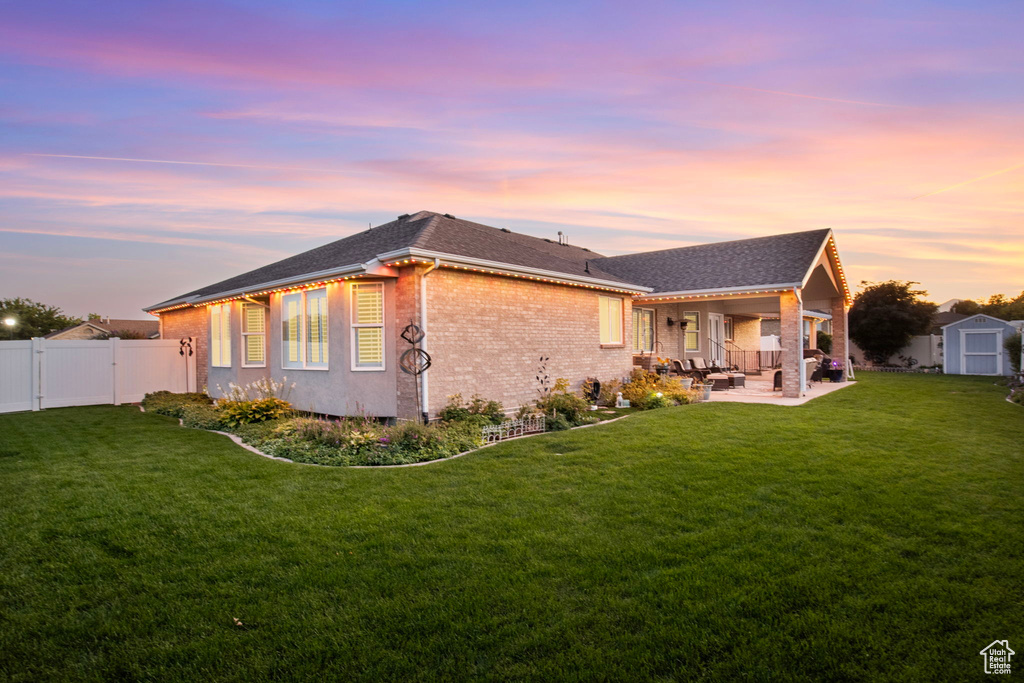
[593, 229, 832, 293]
[147, 211, 634, 309]
[931, 311, 967, 334]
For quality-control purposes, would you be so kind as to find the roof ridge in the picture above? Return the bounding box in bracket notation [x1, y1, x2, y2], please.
[423, 213, 610, 274]
[599, 227, 831, 262]
[410, 212, 443, 250]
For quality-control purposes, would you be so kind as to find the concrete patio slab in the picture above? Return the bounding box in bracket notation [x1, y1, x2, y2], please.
[705, 378, 857, 406]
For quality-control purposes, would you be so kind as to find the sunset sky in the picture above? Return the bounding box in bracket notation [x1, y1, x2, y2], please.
[2, 0, 1021, 318]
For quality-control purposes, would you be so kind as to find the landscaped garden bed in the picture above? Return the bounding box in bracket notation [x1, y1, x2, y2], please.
[141, 369, 700, 467]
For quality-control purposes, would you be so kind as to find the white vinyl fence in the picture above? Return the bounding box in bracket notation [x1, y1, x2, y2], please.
[0, 338, 196, 414]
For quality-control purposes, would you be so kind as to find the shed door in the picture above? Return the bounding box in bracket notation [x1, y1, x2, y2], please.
[962, 330, 1001, 375]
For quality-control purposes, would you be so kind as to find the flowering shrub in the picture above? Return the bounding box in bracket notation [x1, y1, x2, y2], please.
[439, 393, 505, 425]
[141, 391, 212, 418]
[227, 414, 483, 467]
[645, 392, 673, 410]
[620, 369, 697, 409]
[597, 379, 621, 407]
[180, 404, 224, 430]
[536, 383, 590, 424]
[219, 397, 294, 427]
[216, 377, 295, 402]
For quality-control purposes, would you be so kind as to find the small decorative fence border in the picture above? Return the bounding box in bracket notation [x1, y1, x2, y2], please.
[481, 415, 546, 443]
[853, 365, 943, 374]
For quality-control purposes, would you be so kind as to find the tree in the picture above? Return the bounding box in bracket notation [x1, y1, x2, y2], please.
[816, 331, 833, 355]
[848, 281, 937, 364]
[93, 329, 148, 340]
[0, 298, 81, 340]
[953, 291, 1024, 321]
[950, 299, 982, 316]
[1005, 331, 1022, 375]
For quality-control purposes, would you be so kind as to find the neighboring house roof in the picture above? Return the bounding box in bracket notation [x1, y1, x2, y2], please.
[147, 211, 637, 311]
[931, 310, 966, 334]
[593, 228, 833, 295]
[46, 318, 160, 339]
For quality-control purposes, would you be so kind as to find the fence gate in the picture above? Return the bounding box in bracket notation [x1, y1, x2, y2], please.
[0, 337, 197, 414]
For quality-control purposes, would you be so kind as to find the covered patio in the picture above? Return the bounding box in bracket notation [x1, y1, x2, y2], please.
[625, 232, 852, 399]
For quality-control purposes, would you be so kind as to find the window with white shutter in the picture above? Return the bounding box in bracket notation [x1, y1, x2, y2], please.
[352, 283, 384, 370]
[242, 302, 266, 367]
[598, 296, 623, 345]
[210, 303, 231, 367]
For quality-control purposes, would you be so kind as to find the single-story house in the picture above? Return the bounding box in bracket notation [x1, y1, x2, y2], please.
[146, 211, 851, 420]
[46, 316, 160, 340]
[942, 313, 1018, 376]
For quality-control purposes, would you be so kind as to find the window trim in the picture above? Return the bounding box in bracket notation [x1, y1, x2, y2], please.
[598, 295, 624, 347]
[351, 282, 386, 372]
[241, 302, 267, 368]
[724, 315, 734, 343]
[632, 307, 654, 353]
[683, 310, 700, 353]
[210, 303, 231, 368]
[279, 287, 329, 371]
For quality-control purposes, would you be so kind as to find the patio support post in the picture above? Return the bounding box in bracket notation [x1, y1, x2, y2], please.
[779, 289, 804, 398]
[831, 296, 849, 379]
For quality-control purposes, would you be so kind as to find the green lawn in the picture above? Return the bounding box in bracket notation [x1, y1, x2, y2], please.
[1, 374, 1021, 681]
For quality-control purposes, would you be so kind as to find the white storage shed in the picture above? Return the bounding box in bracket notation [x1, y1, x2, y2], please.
[941, 314, 1017, 376]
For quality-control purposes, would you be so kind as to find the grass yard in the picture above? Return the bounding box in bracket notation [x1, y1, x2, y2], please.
[1, 374, 1021, 681]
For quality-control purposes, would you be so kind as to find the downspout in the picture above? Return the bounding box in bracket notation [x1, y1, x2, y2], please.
[794, 287, 805, 394]
[419, 258, 440, 423]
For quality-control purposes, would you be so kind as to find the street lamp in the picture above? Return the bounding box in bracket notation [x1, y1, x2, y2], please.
[3, 317, 15, 340]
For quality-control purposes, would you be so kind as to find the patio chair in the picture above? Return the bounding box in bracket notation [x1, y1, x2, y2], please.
[688, 358, 712, 379]
[671, 359, 702, 379]
[810, 363, 824, 384]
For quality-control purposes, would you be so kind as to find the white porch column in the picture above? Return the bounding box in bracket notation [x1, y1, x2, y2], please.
[780, 289, 804, 397]
[806, 319, 817, 349]
[831, 296, 850, 379]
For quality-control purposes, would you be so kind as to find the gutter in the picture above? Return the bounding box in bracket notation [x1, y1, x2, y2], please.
[419, 258, 440, 423]
[636, 282, 803, 301]
[144, 263, 368, 312]
[375, 247, 650, 293]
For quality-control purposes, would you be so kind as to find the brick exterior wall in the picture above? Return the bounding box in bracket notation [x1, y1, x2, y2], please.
[779, 290, 803, 397]
[830, 296, 849, 368]
[730, 315, 761, 351]
[395, 266, 423, 420]
[158, 307, 208, 391]
[423, 268, 635, 416]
